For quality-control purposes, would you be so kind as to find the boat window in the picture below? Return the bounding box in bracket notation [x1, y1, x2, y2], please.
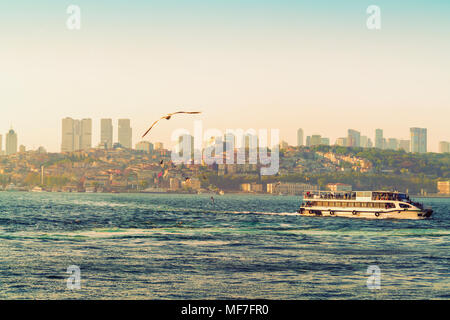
[399, 203, 411, 209]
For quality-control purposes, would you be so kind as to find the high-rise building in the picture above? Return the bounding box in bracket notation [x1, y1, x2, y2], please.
[305, 136, 311, 147]
[310, 135, 322, 146]
[382, 138, 387, 150]
[224, 133, 235, 151]
[118, 119, 132, 149]
[6, 129, 18, 155]
[387, 138, 399, 150]
[243, 133, 258, 150]
[0, 134, 2, 155]
[410, 128, 427, 153]
[19, 145, 26, 153]
[61, 117, 75, 152]
[178, 134, 194, 159]
[360, 136, 369, 148]
[61, 117, 92, 152]
[439, 141, 450, 153]
[297, 128, 304, 147]
[399, 140, 411, 153]
[347, 129, 360, 147]
[320, 137, 330, 146]
[135, 141, 154, 153]
[73, 120, 81, 151]
[375, 129, 383, 149]
[80, 118, 92, 150]
[100, 119, 113, 149]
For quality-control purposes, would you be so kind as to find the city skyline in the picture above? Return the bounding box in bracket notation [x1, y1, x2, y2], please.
[1, 119, 449, 155]
[1, 1, 449, 153]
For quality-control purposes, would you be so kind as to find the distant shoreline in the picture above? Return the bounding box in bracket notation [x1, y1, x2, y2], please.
[1, 190, 449, 199]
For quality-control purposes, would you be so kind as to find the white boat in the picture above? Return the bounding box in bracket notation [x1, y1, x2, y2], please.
[298, 191, 433, 220]
[31, 186, 44, 192]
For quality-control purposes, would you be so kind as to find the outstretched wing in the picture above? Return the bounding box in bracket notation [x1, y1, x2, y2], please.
[142, 117, 163, 138]
[142, 111, 201, 138]
[169, 111, 201, 116]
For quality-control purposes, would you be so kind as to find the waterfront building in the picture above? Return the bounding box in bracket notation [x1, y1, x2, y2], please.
[327, 183, 352, 192]
[267, 182, 318, 195]
[437, 181, 450, 194]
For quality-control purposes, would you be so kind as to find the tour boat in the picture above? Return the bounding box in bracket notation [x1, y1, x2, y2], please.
[298, 191, 433, 219]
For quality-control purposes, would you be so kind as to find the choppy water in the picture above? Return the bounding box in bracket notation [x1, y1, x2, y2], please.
[0, 192, 449, 299]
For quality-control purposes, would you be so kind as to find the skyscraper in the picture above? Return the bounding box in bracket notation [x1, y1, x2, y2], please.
[360, 136, 369, 148]
[387, 138, 399, 150]
[321, 137, 330, 146]
[410, 128, 427, 153]
[61, 117, 92, 152]
[224, 133, 235, 151]
[61, 117, 75, 152]
[375, 129, 383, 149]
[297, 128, 304, 147]
[178, 134, 194, 159]
[310, 135, 322, 146]
[80, 118, 92, 150]
[6, 129, 18, 155]
[347, 129, 361, 147]
[118, 119, 132, 149]
[100, 119, 113, 149]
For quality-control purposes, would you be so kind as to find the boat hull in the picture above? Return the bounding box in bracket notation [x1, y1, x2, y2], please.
[298, 208, 432, 220]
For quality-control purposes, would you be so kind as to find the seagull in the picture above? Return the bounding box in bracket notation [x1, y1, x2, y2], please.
[142, 111, 202, 138]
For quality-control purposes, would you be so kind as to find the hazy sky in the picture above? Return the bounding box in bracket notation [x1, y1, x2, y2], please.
[0, 0, 449, 152]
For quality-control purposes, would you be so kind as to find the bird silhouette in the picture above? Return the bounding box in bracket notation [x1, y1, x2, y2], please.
[142, 111, 202, 138]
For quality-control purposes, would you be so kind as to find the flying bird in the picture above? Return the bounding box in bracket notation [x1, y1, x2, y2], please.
[142, 111, 202, 138]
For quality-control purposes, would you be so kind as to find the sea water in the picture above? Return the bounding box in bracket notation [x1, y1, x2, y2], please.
[0, 192, 448, 299]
